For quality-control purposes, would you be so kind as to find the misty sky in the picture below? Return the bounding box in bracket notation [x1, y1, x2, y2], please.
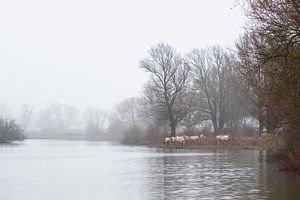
[0, 0, 246, 111]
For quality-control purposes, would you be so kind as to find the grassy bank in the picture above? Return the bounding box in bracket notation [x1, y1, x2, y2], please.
[160, 135, 275, 149]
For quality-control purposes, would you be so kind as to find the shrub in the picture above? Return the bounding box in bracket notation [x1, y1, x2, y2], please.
[0, 118, 25, 143]
[121, 126, 144, 145]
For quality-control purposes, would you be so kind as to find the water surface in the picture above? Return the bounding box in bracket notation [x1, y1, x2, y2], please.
[0, 140, 299, 200]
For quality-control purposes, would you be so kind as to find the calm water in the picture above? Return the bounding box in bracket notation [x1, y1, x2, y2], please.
[0, 140, 299, 200]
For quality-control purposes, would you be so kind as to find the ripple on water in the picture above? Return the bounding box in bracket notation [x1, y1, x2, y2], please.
[0, 140, 300, 200]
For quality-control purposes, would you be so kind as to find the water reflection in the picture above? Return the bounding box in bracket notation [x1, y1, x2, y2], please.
[0, 140, 299, 200]
[144, 149, 300, 200]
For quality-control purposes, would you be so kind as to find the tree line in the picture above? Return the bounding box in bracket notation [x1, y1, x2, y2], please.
[119, 0, 299, 144]
[139, 44, 252, 137]
[139, 0, 299, 140]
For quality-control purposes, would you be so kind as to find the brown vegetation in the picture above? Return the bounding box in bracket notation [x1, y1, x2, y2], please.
[160, 134, 275, 149]
[236, 0, 300, 171]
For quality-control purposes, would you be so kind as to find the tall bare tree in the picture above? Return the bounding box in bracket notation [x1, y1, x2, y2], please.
[188, 46, 237, 133]
[140, 43, 192, 137]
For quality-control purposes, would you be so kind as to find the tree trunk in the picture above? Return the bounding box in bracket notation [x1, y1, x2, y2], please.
[212, 115, 218, 135]
[218, 98, 225, 133]
[258, 114, 264, 136]
[265, 108, 275, 133]
[257, 102, 264, 136]
[170, 122, 176, 137]
[218, 113, 225, 133]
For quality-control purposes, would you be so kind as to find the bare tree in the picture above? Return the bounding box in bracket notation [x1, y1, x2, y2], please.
[106, 113, 126, 141]
[37, 103, 79, 131]
[225, 78, 251, 133]
[117, 97, 143, 128]
[0, 104, 14, 119]
[19, 104, 34, 132]
[188, 46, 237, 134]
[140, 43, 192, 137]
[178, 91, 203, 134]
[179, 108, 203, 134]
[64, 105, 80, 129]
[84, 107, 107, 139]
[116, 97, 147, 144]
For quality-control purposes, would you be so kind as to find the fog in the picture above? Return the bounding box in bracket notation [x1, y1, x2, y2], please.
[0, 0, 245, 111]
[1, 1, 300, 199]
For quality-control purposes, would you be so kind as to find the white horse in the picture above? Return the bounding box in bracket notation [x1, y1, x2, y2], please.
[163, 137, 172, 145]
[216, 134, 230, 144]
[173, 136, 186, 145]
[184, 135, 200, 143]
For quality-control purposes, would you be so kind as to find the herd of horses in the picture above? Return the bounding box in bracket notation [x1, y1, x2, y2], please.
[163, 134, 232, 146]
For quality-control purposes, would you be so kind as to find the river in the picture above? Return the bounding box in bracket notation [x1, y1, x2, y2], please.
[0, 140, 299, 200]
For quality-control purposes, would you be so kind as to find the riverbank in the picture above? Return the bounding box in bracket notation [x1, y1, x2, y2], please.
[158, 134, 300, 173]
[0, 138, 25, 144]
[159, 135, 275, 150]
[0, 140, 13, 144]
[160, 144, 267, 150]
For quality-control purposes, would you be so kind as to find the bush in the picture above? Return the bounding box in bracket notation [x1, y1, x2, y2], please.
[0, 118, 25, 143]
[144, 127, 163, 145]
[121, 127, 144, 145]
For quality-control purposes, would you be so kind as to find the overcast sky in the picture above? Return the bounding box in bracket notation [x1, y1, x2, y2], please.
[0, 0, 246, 112]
